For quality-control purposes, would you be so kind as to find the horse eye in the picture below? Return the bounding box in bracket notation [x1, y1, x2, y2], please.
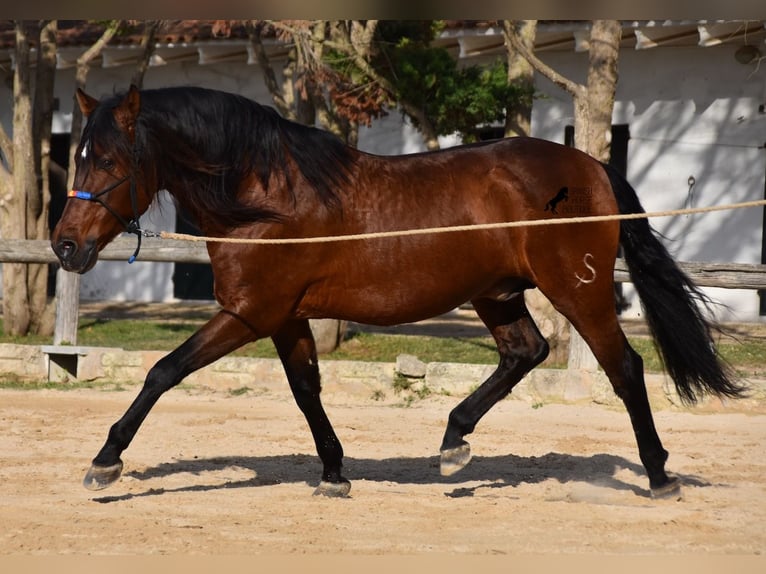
[98, 158, 114, 170]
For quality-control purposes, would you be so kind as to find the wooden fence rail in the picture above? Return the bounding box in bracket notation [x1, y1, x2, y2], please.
[3, 237, 766, 289]
[2, 237, 766, 372]
[0, 237, 210, 264]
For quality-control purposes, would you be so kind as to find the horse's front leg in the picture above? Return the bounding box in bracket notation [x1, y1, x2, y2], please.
[272, 319, 350, 497]
[83, 309, 258, 491]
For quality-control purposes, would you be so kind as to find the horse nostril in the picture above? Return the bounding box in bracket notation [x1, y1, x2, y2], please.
[54, 239, 78, 262]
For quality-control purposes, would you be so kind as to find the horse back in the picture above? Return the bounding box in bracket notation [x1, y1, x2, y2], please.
[270, 138, 622, 325]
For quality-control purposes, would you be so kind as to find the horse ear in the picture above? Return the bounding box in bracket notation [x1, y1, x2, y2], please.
[113, 85, 141, 141]
[75, 88, 99, 116]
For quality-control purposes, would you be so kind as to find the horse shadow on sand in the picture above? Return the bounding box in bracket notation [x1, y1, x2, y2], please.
[92, 451, 715, 504]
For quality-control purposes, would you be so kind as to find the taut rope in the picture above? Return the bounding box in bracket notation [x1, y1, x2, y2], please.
[150, 198, 766, 245]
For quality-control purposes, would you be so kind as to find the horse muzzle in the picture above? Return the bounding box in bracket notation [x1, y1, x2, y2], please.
[51, 237, 99, 274]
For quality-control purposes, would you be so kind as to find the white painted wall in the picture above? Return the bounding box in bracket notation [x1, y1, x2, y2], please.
[2, 41, 764, 320]
[530, 44, 766, 321]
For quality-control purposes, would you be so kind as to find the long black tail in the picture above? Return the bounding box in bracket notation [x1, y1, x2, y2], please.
[603, 162, 747, 404]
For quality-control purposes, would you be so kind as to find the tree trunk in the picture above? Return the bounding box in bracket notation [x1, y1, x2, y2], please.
[1, 22, 35, 336]
[28, 20, 58, 336]
[502, 20, 566, 364]
[566, 21, 622, 371]
[503, 20, 537, 138]
[310, 319, 349, 355]
[584, 20, 621, 163]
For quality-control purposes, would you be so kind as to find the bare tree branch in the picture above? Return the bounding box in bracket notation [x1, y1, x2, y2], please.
[247, 21, 294, 119]
[67, 20, 122, 189]
[349, 20, 378, 56]
[504, 20, 585, 99]
[130, 20, 162, 89]
[323, 27, 440, 148]
[75, 20, 121, 70]
[502, 20, 537, 137]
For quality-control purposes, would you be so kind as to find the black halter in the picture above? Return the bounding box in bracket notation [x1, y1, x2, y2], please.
[67, 174, 147, 263]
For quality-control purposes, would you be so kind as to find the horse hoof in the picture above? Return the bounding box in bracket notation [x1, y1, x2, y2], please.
[313, 480, 351, 498]
[83, 461, 123, 491]
[440, 442, 472, 476]
[650, 475, 682, 500]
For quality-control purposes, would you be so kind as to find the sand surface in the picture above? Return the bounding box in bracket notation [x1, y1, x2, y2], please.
[1, 383, 764, 555]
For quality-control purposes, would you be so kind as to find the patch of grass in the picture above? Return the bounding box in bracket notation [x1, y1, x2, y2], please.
[717, 338, 766, 378]
[628, 336, 766, 378]
[328, 331, 498, 364]
[391, 373, 432, 407]
[76, 318, 200, 350]
[0, 375, 134, 392]
[2, 317, 765, 378]
[627, 338, 663, 372]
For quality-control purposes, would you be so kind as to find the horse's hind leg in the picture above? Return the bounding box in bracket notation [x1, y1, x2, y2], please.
[542, 281, 680, 498]
[440, 294, 549, 476]
[272, 320, 349, 497]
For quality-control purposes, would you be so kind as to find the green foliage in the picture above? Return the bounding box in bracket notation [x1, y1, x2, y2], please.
[327, 20, 534, 141]
[374, 23, 530, 140]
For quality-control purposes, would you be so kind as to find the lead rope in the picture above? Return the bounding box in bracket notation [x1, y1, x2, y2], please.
[149, 198, 766, 245]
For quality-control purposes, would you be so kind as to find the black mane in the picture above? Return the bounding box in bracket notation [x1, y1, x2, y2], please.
[82, 86, 356, 224]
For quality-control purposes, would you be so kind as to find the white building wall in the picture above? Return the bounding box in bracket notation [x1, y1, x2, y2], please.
[530, 44, 766, 321]
[2, 40, 764, 319]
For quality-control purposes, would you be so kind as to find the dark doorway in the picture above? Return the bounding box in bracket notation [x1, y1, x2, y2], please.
[172, 208, 215, 300]
[48, 133, 71, 231]
[47, 133, 71, 296]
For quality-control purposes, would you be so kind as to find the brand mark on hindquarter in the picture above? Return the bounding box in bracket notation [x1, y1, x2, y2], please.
[544, 186, 593, 215]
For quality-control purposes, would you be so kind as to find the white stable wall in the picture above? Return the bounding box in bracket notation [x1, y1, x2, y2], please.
[1, 40, 764, 320]
[530, 44, 766, 321]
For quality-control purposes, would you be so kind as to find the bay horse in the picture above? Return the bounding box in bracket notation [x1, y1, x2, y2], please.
[51, 85, 744, 500]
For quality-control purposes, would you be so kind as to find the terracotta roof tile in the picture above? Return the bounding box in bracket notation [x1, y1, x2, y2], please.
[0, 20, 252, 50]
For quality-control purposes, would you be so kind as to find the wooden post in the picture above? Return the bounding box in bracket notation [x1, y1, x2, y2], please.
[53, 268, 80, 345]
[567, 324, 599, 371]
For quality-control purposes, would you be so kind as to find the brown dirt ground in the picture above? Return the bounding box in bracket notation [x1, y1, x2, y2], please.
[2, 301, 764, 557]
[1, 380, 764, 555]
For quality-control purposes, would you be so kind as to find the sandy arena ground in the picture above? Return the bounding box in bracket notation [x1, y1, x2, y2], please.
[0, 381, 764, 556]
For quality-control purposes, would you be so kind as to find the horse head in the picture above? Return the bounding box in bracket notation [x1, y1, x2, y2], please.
[51, 85, 155, 273]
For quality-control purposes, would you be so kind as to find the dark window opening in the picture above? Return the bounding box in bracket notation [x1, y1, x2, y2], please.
[173, 208, 215, 300]
[47, 134, 71, 297]
[476, 126, 505, 141]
